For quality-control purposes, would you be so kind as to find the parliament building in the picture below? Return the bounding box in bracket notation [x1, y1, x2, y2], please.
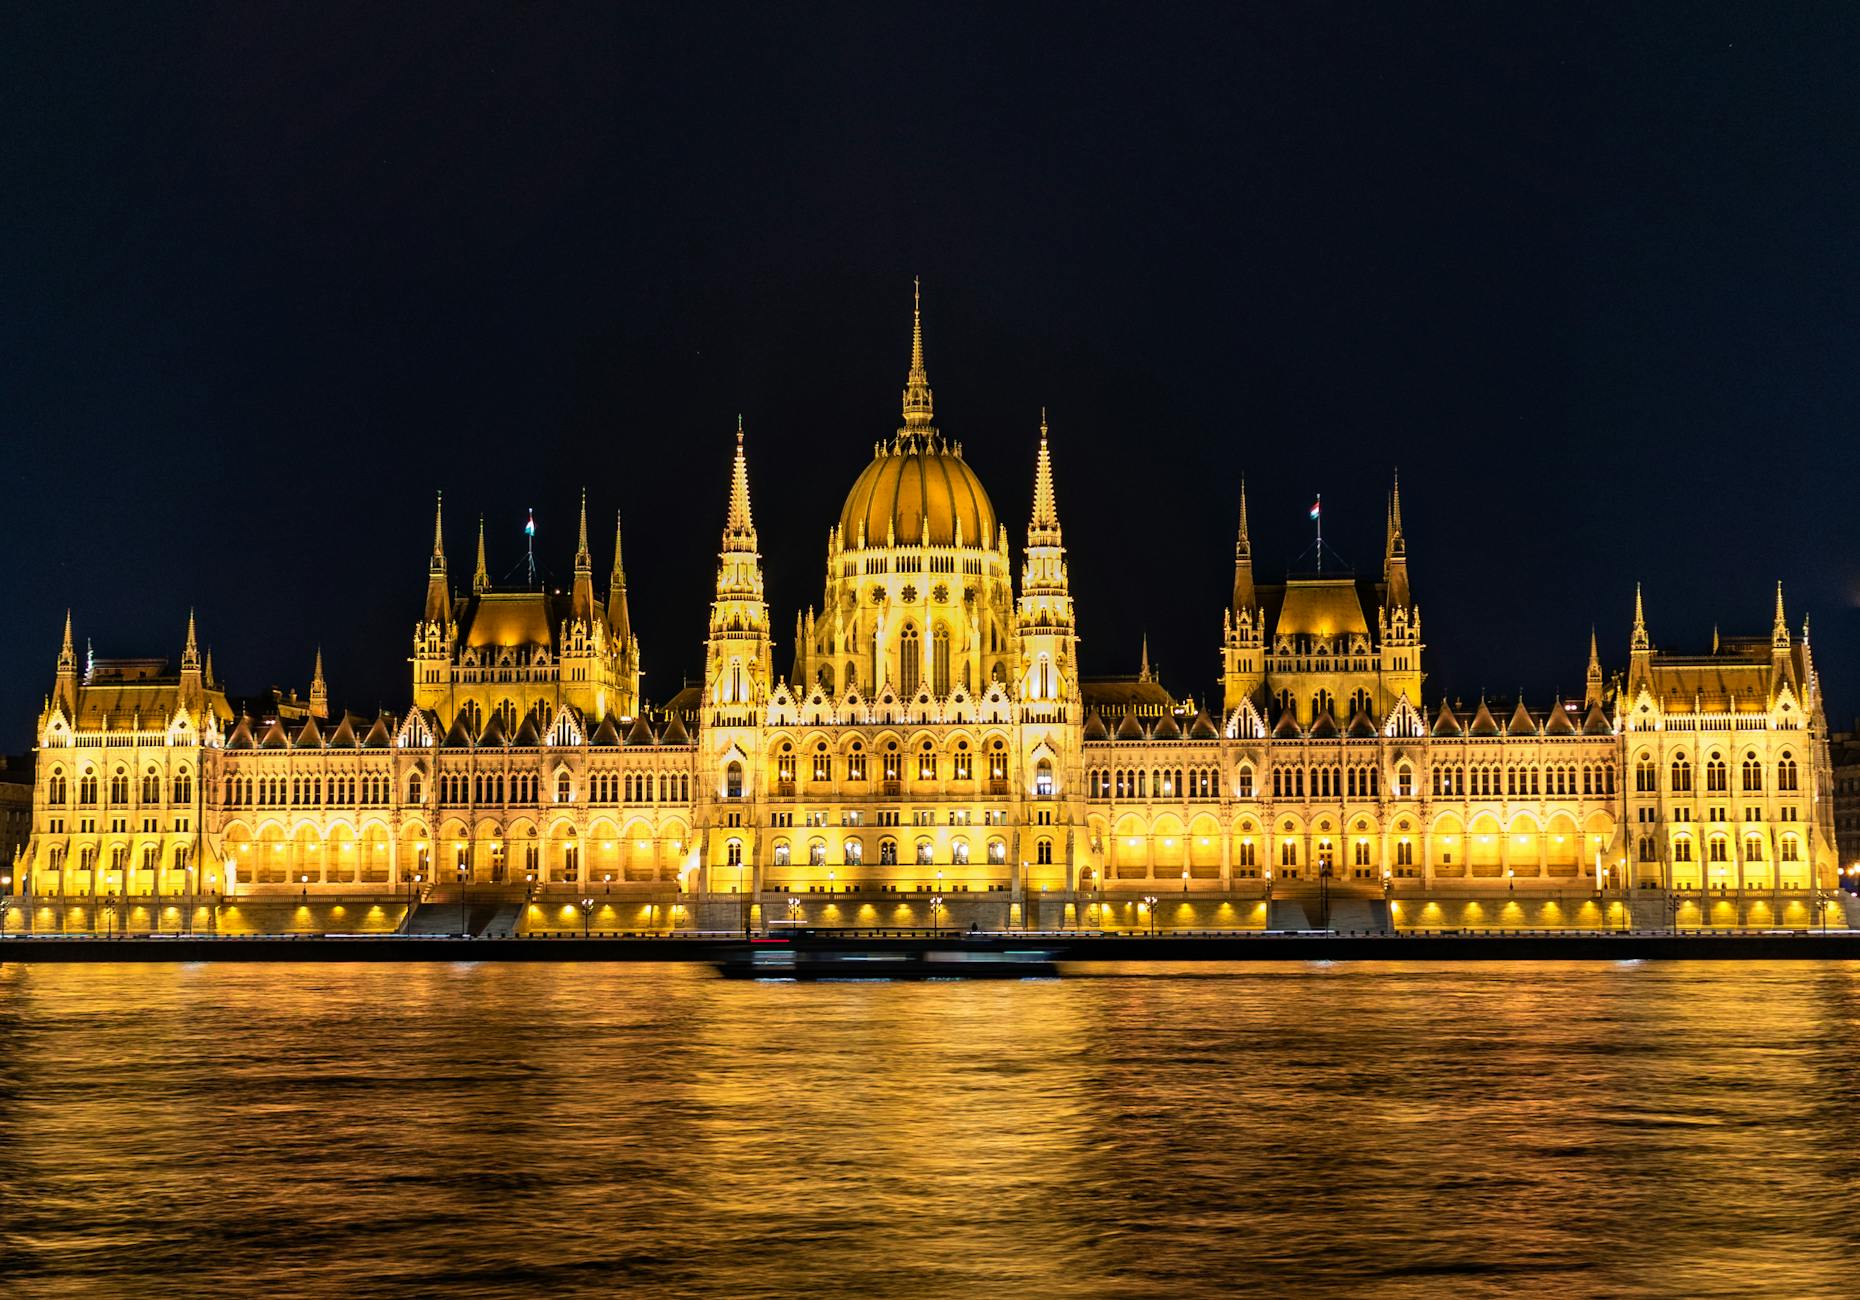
[10, 291, 1843, 932]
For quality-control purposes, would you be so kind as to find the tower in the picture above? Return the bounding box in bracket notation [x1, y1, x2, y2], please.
[704, 418, 772, 717]
[607, 510, 640, 716]
[53, 610, 78, 716]
[413, 491, 457, 704]
[310, 646, 328, 719]
[1584, 628, 1604, 709]
[1016, 410, 1078, 710]
[180, 608, 204, 712]
[1627, 582, 1652, 699]
[473, 516, 490, 594]
[1221, 480, 1264, 715]
[1376, 471, 1423, 712]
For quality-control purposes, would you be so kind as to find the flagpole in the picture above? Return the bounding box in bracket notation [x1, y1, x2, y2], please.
[1315, 493, 1323, 573]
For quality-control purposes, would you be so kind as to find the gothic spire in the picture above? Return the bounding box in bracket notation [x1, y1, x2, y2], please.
[900, 277, 935, 434]
[1139, 633, 1152, 683]
[181, 607, 200, 672]
[726, 416, 756, 539]
[431, 491, 446, 565]
[424, 490, 451, 626]
[1028, 408, 1061, 541]
[57, 609, 75, 672]
[1231, 479, 1256, 613]
[1382, 470, 1411, 609]
[1584, 626, 1603, 707]
[575, 488, 591, 571]
[1631, 583, 1649, 652]
[473, 515, 490, 594]
[607, 510, 631, 648]
[1772, 581, 1790, 648]
[570, 488, 596, 623]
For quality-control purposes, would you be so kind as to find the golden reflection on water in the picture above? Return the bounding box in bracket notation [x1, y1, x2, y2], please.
[2, 961, 1859, 1299]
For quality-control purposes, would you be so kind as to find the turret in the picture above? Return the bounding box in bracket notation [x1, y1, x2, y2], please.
[705, 418, 771, 713]
[1627, 583, 1652, 696]
[53, 610, 77, 714]
[423, 492, 451, 627]
[472, 515, 490, 594]
[1016, 411, 1078, 711]
[1221, 481, 1265, 716]
[310, 646, 328, 719]
[1584, 627, 1604, 709]
[570, 488, 596, 626]
[1383, 471, 1411, 611]
[179, 608, 203, 709]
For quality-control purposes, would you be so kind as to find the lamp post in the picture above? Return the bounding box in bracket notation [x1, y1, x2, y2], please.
[581, 896, 594, 940]
[1181, 868, 1189, 895]
[457, 864, 468, 937]
[1, 872, 11, 941]
[1143, 894, 1158, 937]
[931, 894, 943, 936]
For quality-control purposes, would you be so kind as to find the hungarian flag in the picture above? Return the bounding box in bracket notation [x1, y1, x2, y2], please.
[1308, 500, 1321, 521]
[525, 509, 536, 537]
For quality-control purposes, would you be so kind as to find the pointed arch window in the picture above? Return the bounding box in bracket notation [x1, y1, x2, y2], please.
[725, 761, 744, 799]
[1670, 755, 1692, 793]
[899, 626, 920, 696]
[1705, 753, 1727, 793]
[1778, 753, 1798, 792]
[932, 624, 951, 696]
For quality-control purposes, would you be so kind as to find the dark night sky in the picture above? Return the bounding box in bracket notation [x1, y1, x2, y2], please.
[4, 3, 1858, 749]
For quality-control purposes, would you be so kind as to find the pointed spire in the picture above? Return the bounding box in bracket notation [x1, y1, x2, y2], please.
[1631, 583, 1649, 652]
[1139, 633, 1152, 683]
[472, 516, 490, 593]
[606, 510, 632, 648]
[313, 646, 325, 688]
[204, 647, 215, 686]
[609, 510, 626, 589]
[1772, 580, 1790, 648]
[1231, 480, 1256, 614]
[1388, 468, 1404, 548]
[1382, 470, 1411, 609]
[431, 491, 446, 564]
[424, 490, 452, 627]
[1584, 626, 1603, 708]
[726, 416, 756, 537]
[57, 609, 75, 671]
[309, 646, 328, 719]
[900, 277, 935, 433]
[1028, 408, 1060, 538]
[181, 607, 201, 672]
[575, 488, 591, 570]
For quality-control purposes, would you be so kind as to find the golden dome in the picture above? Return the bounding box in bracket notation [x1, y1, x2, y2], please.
[839, 442, 997, 549]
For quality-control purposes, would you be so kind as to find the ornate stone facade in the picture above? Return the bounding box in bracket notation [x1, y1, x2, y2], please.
[11, 289, 1841, 929]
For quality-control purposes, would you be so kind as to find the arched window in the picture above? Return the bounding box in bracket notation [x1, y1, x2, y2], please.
[845, 837, 863, 865]
[950, 839, 968, 865]
[1777, 753, 1798, 792]
[48, 769, 66, 804]
[459, 700, 482, 735]
[880, 838, 898, 865]
[1350, 688, 1372, 718]
[1280, 840, 1298, 867]
[1638, 835, 1656, 862]
[725, 838, 743, 867]
[1035, 758, 1054, 798]
[915, 838, 934, 866]
[80, 769, 97, 804]
[141, 768, 161, 803]
[1741, 752, 1762, 792]
[1673, 835, 1693, 863]
[1707, 835, 1728, 863]
[1780, 833, 1800, 863]
[932, 624, 951, 696]
[773, 839, 791, 868]
[1744, 833, 1764, 861]
[109, 768, 129, 804]
[808, 839, 827, 867]
[1670, 755, 1692, 793]
[1353, 839, 1371, 866]
[725, 761, 743, 799]
[987, 838, 1006, 865]
[1705, 753, 1727, 793]
[408, 773, 424, 803]
[1236, 765, 1254, 799]
[173, 767, 191, 805]
[899, 625, 921, 696]
[1036, 838, 1053, 865]
[494, 699, 518, 734]
[556, 771, 572, 802]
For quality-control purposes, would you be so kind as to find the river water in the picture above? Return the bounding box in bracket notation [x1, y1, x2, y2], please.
[1, 960, 1857, 1299]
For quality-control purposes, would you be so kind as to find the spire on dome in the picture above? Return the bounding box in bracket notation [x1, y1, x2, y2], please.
[473, 516, 490, 593]
[1028, 408, 1060, 540]
[726, 416, 756, 537]
[900, 277, 935, 434]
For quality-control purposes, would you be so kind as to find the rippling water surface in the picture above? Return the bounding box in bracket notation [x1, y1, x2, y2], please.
[3, 960, 1858, 1298]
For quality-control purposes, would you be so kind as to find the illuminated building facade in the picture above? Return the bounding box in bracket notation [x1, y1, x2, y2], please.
[11, 291, 1842, 929]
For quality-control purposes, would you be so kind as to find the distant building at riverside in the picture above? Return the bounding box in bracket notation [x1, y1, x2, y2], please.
[9, 288, 1842, 929]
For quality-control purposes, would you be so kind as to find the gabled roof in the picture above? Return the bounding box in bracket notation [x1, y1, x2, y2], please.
[361, 713, 393, 748]
[1507, 700, 1537, 736]
[478, 710, 508, 747]
[1272, 710, 1303, 739]
[443, 711, 477, 748]
[512, 712, 543, 746]
[259, 718, 290, 749]
[1467, 699, 1500, 737]
[226, 715, 256, 749]
[294, 716, 324, 749]
[326, 715, 358, 748]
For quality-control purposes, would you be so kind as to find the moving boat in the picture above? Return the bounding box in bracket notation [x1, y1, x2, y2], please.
[715, 941, 1059, 980]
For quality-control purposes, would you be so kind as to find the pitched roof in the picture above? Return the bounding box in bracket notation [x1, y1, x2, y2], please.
[1468, 699, 1500, 737]
[1506, 700, 1537, 736]
[1082, 710, 1109, 741]
[1432, 701, 1462, 736]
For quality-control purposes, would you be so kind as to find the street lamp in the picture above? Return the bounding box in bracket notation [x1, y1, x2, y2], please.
[604, 872, 612, 896]
[457, 863, 469, 936]
[0, 872, 11, 941]
[1143, 894, 1158, 937]
[580, 897, 593, 939]
[931, 894, 943, 935]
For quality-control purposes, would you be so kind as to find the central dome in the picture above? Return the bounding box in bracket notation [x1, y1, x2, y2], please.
[839, 441, 997, 549]
[837, 280, 998, 549]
